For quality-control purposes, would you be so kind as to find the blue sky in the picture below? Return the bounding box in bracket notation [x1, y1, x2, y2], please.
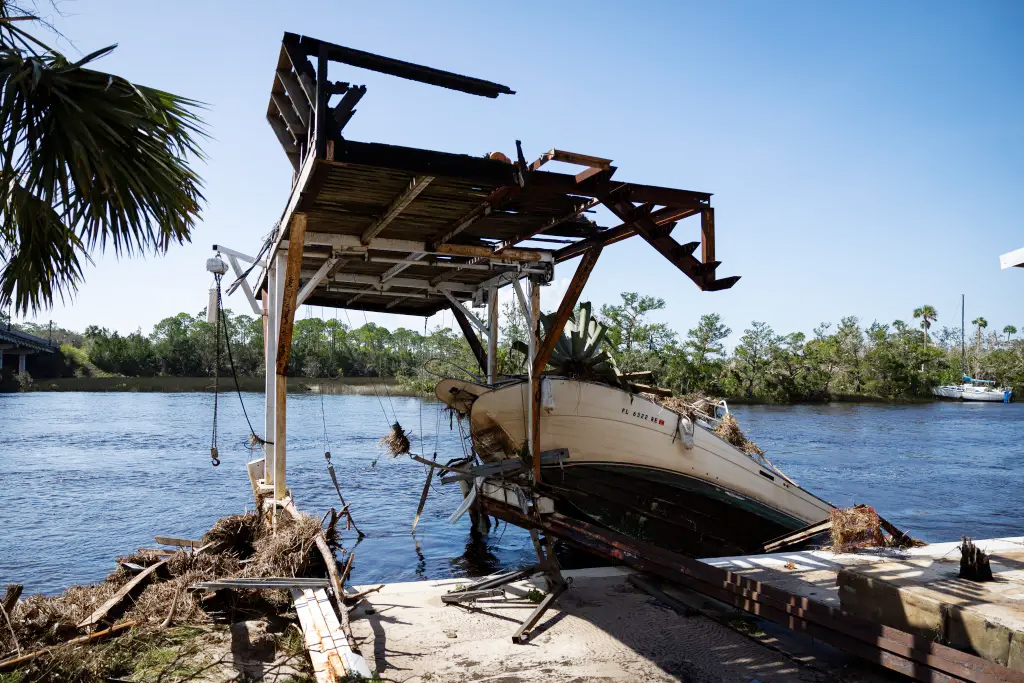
[18, 0, 1024, 343]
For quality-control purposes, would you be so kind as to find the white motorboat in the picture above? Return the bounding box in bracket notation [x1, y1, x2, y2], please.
[437, 377, 834, 558]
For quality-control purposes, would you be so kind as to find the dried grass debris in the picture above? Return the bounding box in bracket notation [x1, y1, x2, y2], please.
[829, 505, 884, 553]
[380, 421, 411, 456]
[713, 413, 765, 457]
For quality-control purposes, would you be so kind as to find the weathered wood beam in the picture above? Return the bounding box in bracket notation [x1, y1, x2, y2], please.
[450, 303, 488, 374]
[701, 207, 715, 265]
[275, 69, 311, 127]
[529, 149, 613, 172]
[280, 40, 315, 103]
[428, 185, 514, 250]
[275, 214, 307, 501]
[315, 45, 329, 160]
[271, 93, 306, 137]
[328, 138, 518, 185]
[266, 115, 300, 170]
[380, 253, 425, 283]
[284, 32, 515, 98]
[297, 232, 550, 263]
[332, 84, 366, 132]
[361, 176, 434, 244]
[277, 215, 307, 376]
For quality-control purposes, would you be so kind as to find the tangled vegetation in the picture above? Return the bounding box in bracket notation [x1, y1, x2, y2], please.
[0, 511, 333, 682]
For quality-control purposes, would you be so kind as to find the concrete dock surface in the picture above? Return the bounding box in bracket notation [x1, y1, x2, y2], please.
[349, 567, 899, 682]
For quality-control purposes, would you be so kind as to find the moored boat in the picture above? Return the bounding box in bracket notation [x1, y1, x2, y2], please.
[437, 376, 834, 558]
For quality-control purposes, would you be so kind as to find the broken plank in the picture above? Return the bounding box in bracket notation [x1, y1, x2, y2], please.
[192, 578, 329, 591]
[78, 561, 166, 629]
[154, 536, 202, 548]
[292, 588, 371, 682]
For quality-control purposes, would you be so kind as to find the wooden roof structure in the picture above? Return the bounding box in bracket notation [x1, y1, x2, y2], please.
[254, 32, 738, 319]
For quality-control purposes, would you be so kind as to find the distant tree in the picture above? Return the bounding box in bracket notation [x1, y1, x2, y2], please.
[1003, 325, 1016, 342]
[600, 292, 677, 375]
[0, 7, 206, 314]
[913, 305, 937, 347]
[730, 321, 779, 399]
[971, 317, 988, 352]
[675, 313, 731, 392]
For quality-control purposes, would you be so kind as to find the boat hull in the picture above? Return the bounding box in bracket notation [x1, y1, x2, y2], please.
[961, 388, 1012, 402]
[467, 378, 833, 557]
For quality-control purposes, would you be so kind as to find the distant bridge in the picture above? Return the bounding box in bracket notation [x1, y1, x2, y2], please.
[0, 326, 58, 375]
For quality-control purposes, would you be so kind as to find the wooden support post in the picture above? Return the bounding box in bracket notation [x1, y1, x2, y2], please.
[314, 46, 329, 160]
[486, 288, 498, 383]
[700, 207, 715, 265]
[274, 215, 308, 501]
[531, 247, 602, 482]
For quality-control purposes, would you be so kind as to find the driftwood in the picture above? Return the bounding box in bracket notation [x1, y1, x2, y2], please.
[1, 585, 22, 615]
[959, 537, 994, 581]
[339, 552, 356, 585]
[1, 584, 22, 655]
[343, 585, 384, 602]
[154, 536, 203, 548]
[159, 585, 182, 629]
[78, 561, 166, 629]
[0, 620, 138, 672]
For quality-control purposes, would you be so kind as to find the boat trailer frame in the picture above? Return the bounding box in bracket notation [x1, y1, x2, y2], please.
[481, 499, 1024, 683]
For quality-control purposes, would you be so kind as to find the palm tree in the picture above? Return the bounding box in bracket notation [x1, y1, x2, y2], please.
[971, 317, 988, 352]
[0, 10, 206, 314]
[912, 305, 937, 347]
[1004, 325, 1017, 342]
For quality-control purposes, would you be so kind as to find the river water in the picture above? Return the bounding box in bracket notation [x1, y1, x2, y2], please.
[1, 392, 1021, 595]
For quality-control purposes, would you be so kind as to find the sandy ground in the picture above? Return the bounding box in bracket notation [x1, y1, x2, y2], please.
[349, 567, 900, 683]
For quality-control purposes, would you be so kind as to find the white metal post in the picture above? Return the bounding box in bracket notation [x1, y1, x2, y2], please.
[17, 353, 26, 373]
[264, 251, 286, 486]
[486, 288, 498, 384]
[273, 251, 290, 501]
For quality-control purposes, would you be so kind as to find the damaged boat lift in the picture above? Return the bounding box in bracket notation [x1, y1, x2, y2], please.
[222, 33, 1022, 682]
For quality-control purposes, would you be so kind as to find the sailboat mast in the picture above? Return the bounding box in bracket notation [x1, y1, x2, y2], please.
[961, 294, 966, 378]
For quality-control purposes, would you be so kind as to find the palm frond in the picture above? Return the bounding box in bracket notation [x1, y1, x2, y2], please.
[0, 35, 206, 313]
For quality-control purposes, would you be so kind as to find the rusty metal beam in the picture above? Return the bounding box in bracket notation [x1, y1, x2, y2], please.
[484, 503, 1024, 683]
[554, 205, 696, 263]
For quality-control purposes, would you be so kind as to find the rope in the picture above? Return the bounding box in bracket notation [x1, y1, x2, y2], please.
[209, 263, 268, 468]
[341, 307, 393, 430]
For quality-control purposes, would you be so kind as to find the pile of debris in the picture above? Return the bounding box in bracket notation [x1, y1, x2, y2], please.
[0, 509, 346, 682]
[648, 392, 766, 457]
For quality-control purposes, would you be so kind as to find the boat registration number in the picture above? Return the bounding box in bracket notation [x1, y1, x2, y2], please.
[622, 408, 665, 426]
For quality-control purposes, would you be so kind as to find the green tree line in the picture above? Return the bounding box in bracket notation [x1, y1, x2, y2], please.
[8, 294, 1023, 401]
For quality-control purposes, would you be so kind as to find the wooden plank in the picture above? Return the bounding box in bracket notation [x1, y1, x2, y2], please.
[285, 33, 515, 98]
[700, 207, 715, 265]
[282, 500, 350, 640]
[292, 587, 372, 682]
[154, 536, 202, 548]
[360, 176, 434, 244]
[193, 578, 328, 590]
[78, 562, 165, 628]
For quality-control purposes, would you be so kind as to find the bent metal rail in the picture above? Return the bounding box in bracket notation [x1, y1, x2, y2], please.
[482, 500, 1024, 683]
